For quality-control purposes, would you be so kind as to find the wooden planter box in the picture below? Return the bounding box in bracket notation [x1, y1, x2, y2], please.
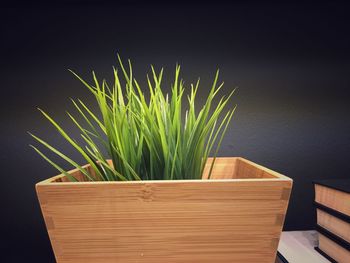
[36, 157, 292, 263]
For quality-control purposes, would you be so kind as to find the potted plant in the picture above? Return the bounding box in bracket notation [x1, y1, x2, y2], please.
[31, 55, 292, 263]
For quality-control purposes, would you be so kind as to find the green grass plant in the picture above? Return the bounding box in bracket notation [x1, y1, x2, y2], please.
[30, 55, 236, 181]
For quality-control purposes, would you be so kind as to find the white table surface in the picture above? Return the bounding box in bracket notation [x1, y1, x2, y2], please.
[278, 231, 330, 263]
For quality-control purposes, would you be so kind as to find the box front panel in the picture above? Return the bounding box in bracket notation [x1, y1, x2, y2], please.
[37, 178, 292, 263]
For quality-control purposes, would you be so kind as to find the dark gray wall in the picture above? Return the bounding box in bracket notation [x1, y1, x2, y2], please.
[1, 2, 350, 261]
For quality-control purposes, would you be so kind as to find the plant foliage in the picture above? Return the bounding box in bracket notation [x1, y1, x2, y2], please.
[30, 55, 236, 181]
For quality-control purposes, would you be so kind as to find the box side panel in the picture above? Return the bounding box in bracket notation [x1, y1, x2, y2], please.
[235, 158, 279, 179]
[315, 184, 350, 216]
[36, 184, 63, 263]
[202, 157, 237, 179]
[37, 179, 292, 263]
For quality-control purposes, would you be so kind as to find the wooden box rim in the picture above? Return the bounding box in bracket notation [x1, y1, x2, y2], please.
[36, 157, 292, 186]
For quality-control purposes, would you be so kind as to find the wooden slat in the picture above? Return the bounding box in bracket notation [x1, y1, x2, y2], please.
[318, 233, 350, 263]
[36, 157, 292, 263]
[317, 209, 350, 243]
[315, 184, 350, 216]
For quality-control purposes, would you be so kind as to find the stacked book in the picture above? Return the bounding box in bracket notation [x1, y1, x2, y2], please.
[313, 179, 350, 263]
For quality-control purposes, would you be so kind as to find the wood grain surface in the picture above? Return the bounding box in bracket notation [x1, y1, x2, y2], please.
[318, 233, 350, 263]
[36, 157, 292, 263]
[317, 209, 350, 243]
[315, 184, 350, 216]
